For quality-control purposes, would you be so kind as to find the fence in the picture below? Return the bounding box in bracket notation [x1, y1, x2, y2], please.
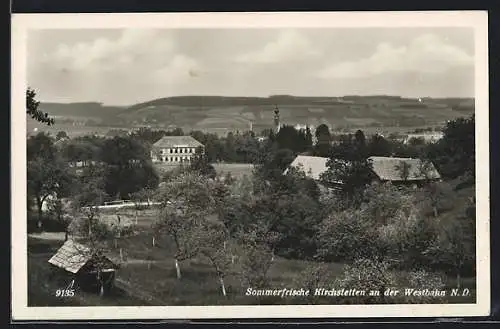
[83, 200, 162, 211]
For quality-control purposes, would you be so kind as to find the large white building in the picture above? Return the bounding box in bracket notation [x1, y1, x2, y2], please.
[150, 136, 204, 164]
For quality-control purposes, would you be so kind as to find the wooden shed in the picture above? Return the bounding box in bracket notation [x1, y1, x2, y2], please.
[48, 239, 119, 296]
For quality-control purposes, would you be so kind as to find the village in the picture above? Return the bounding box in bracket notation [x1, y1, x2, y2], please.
[26, 90, 476, 306]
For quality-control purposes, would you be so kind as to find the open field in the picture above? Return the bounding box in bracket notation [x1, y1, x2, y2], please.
[27, 119, 122, 138]
[31, 96, 474, 138]
[212, 163, 255, 179]
[153, 162, 255, 179]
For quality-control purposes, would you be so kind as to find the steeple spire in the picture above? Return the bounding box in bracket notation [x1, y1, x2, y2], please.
[273, 105, 280, 133]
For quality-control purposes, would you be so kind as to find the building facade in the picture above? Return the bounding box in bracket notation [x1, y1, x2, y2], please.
[151, 135, 204, 164]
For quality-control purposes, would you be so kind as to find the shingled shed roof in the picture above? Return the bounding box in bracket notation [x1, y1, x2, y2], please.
[48, 240, 116, 274]
[152, 136, 203, 148]
[368, 156, 441, 181]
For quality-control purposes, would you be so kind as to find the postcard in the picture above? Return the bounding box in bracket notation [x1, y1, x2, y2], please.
[11, 10, 490, 320]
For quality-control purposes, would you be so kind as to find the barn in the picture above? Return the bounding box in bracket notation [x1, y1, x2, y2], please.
[48, 239, 119, 295]
[368, 156, 441, 187]
[284, 155, 441, 189]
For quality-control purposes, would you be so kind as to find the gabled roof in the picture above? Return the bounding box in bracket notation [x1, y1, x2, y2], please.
[152, 136, 204, 148]
[48, 240, 116, 274]
[368, 156, 441, 181]
[284, 155, 329, 180]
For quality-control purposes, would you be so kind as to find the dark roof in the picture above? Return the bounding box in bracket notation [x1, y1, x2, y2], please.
[368, 156, 441, 181]
[48, 240, 116, 274]
[152, 136, 204, 148]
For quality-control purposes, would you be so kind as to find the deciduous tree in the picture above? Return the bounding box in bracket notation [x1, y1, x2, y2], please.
[27, 88, 54, 125]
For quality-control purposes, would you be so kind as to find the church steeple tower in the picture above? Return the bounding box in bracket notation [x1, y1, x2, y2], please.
[273, 105, 280, 133]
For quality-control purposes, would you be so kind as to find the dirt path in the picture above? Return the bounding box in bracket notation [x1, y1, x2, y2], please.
[28, 232, 66, 241]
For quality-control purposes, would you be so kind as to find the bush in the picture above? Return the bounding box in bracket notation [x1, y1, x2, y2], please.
[334, 258, 447, 304]
[68, 218, 113, 241]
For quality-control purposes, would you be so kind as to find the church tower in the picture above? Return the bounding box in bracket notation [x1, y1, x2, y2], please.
[273, 105, 281, 133]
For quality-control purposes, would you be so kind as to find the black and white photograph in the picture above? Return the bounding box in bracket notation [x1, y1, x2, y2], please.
[11, 11, 490, 320]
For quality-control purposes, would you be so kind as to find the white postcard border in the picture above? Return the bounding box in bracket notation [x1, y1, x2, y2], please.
[11, 11, 490, 320]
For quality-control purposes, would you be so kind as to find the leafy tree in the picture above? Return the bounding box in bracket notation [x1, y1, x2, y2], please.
[72, 173, 108, 238]
[427, 115, 475, 179]
[46, 198, 73, 239]
[190, 148, 216, 179]
[130, 187, 156, 208]
[56, 131, 68, 141]
[366, 134, 392, 157]
[255, 146, 295, 181]
[335, 258, 446, 304]
[315, 124, 331, 143]
[354, 129, 366, 146]
[198, 220, 233, 296]
[27, 133, 75, 229]
[275, 125, 312, 153]
[335, 258, 397, 303]
[69, 189, 115, 296]
[26, 88, 54, 125]
[100, 136, 159, 198]
[293, 264, 332, 304]
[320, 157, 374, 206]
[425, 203, 476, 289]
[154, 172, 219, 279]
[236, 225, 275, 289]
[317, 182, 420, 264]
[316, 210, 375, 262]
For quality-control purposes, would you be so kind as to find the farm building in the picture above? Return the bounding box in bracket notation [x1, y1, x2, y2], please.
[284, 155, 441, 188]
[368, 156, 441, 186]
[48, 239, 119, 295]
[151, 135, 204, 164]
[284, 155, 330, 181]
[403, 132, 444, 144]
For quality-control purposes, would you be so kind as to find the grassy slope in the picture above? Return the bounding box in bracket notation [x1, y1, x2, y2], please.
[32, 97, 474, 137]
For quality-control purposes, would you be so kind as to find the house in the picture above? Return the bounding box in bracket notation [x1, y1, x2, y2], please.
[403, 132, 443, 144]
[368, 156, 441, 186]
[284, 155, 330, 180]
[48, 239, 119, 295]
[150, 136, 204, 164]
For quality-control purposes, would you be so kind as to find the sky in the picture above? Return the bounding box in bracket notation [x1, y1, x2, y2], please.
[27, 28, 475, 106]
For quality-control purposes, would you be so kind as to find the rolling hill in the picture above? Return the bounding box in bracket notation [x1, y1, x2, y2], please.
[33, 96, 475, 136]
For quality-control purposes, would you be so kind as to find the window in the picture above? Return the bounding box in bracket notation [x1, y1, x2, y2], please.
[170, 149, 173, 153]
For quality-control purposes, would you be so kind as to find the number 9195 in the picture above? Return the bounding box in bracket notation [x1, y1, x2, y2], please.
[55, 289, 75, 297]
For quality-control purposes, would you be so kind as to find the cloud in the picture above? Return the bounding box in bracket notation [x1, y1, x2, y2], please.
[151, 55, 201, 83]
[30, 29, 201, 104]
[318, 33, 473, 79]
[28, 29, 475, 104]
[235, 30, 321, 64]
